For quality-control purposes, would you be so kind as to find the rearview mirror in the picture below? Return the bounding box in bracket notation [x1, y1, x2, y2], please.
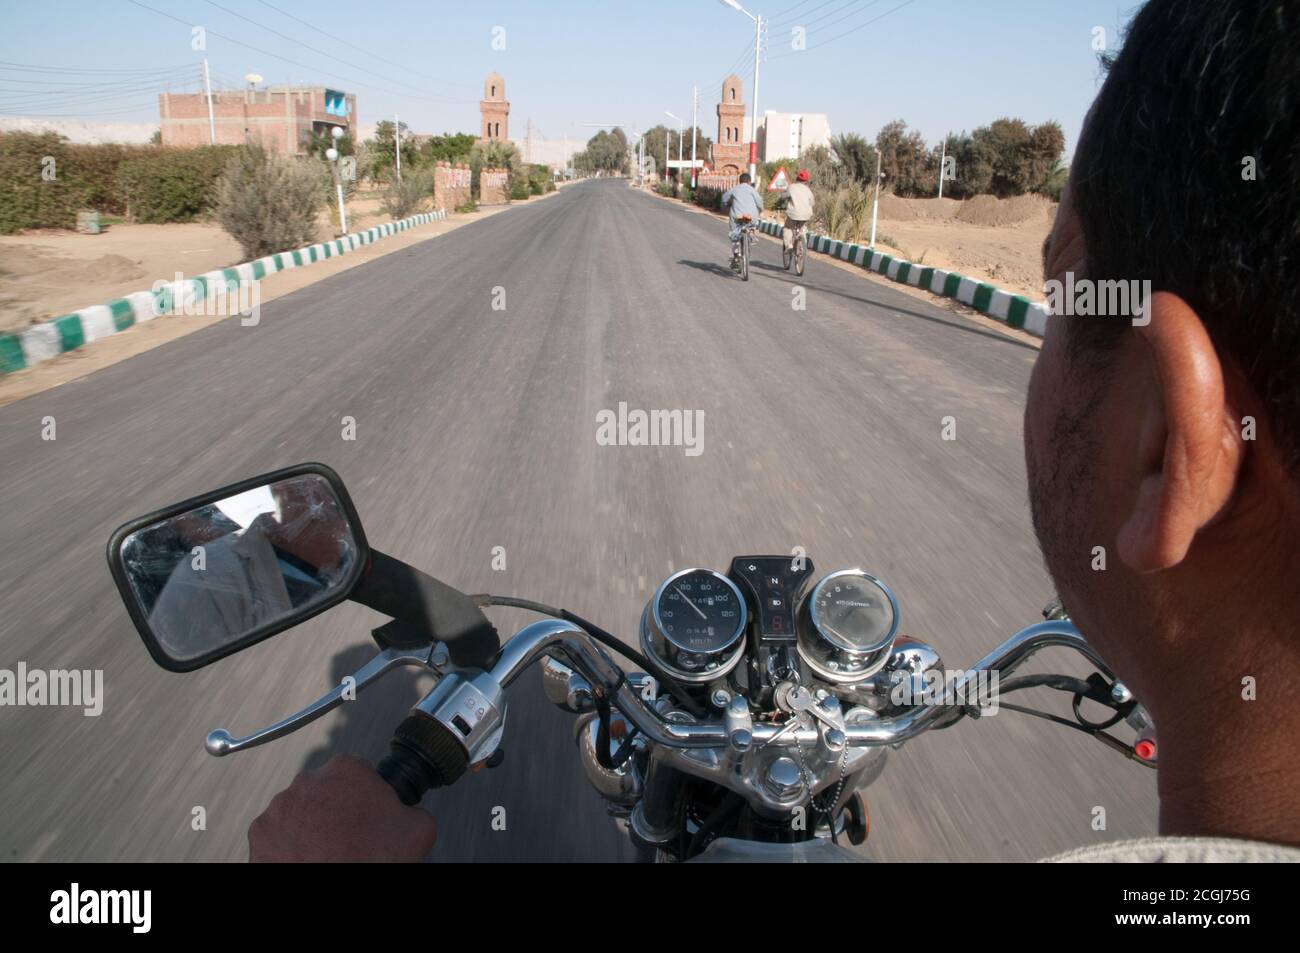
[107, 463, 369, 672]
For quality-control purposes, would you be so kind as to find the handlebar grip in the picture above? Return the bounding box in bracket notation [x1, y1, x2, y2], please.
[377, 712, 470, 806]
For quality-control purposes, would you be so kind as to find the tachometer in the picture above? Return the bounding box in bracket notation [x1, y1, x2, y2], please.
[641, 568, 747, 683]
[796, 569, 898, 683]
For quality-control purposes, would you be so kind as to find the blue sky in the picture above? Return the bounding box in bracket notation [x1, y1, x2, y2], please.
[1, 0, 1139, 153]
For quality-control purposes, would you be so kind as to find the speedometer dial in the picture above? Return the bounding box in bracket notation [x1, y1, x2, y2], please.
[797, 569, 898, 683]
[641, 568, 747, 683]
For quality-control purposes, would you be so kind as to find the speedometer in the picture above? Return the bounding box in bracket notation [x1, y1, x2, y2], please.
[796, 569, 898, 683]
[640, 568, 747, 683]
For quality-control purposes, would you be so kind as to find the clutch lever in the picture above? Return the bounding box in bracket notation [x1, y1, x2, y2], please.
[205, 643, 448, 757]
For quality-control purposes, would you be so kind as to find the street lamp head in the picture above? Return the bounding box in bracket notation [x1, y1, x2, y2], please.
[325, 147, 339, 162]
[331, 126, 344, 140]
[718, 0, 745, 12]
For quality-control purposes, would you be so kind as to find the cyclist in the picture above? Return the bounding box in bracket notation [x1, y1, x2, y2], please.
[779, 169, 815, 255]
[721, 173, 763, 271]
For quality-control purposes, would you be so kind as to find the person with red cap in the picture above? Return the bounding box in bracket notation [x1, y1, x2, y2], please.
[780, 169, 815, 255]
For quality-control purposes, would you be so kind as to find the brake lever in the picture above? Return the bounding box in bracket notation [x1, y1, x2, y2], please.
[205, 643, 448, 757]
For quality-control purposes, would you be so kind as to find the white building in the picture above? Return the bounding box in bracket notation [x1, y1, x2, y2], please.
[755, 111, 832, 163]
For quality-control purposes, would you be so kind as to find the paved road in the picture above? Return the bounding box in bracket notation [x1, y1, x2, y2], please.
[0, 178, 1156, 861]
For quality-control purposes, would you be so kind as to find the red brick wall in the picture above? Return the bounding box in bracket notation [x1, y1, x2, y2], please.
[479, 167, 509, 205]
[434, 161, 472, 211]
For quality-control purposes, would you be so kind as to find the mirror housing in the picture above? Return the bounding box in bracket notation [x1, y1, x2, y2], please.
[107, 463, 369, 672]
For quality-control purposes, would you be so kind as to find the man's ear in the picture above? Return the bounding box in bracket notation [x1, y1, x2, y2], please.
[1116, 292, 1245, 572]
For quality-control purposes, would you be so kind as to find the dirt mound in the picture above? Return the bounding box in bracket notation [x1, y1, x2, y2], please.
[955, 193, 1056, 228]
[877, 192, 917, 221]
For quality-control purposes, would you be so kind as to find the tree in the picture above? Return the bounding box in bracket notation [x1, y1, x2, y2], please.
[415, 133, 477, 165]
[364, 119, 414, 183]
[875, 120, 934, 197]
[575, 129, 628, 175]
[830, 132, 874, 185]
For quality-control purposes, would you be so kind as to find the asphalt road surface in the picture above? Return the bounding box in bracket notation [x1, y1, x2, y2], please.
[0, 178, 1157, 862]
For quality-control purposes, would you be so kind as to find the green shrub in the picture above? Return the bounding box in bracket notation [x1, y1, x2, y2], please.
[117, 146, 239, 223]
[215, 144, 328, 259]
[0, 132, 90, 233]
[454, 201, 478, 213]
[379, 168, 433, 219]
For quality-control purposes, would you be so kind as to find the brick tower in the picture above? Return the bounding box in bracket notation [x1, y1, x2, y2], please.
[480, 72, 509, 142]
[710, 74, 748, 174]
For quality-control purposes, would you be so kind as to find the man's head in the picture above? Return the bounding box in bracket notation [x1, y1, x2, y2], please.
[1025, 0, 1300, 715]
[739, 172, 751, 184]
[797, 169, 810, 183]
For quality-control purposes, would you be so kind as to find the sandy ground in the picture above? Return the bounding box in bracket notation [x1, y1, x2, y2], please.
[871, 193, 1055, 300]
[0, 188, 452, 334]
[0, 187, 564, 406]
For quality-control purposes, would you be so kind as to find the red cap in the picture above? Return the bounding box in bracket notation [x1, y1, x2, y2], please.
[1134, 739, 1157, 761]
[796, 169, 810, 182]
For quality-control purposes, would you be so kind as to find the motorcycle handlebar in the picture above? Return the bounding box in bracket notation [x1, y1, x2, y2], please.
[487, 617, 1114, 751]
[374, 616, 1115, 802]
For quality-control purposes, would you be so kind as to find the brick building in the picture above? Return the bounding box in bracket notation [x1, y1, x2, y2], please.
[710, 74, 750, 174]
[480, 72, 509, 142]
[159, 86, 356, 155]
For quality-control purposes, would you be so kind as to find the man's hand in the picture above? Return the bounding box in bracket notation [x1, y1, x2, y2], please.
[248, 754, 438, 862]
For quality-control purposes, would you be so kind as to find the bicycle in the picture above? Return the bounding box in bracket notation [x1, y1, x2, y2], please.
[782, 221, 808, 276]
[734, 215, 757, 281]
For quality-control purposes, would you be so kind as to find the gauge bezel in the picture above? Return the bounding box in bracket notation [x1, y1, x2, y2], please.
[798, 568, 900, 683]
[809, 568, 899, 654]
[641, 567, 748, 684]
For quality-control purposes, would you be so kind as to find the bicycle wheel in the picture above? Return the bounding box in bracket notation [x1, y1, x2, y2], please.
[794, 233, 805, 276]
[741, 230, 750, 281]
[782, 231, 793, 270]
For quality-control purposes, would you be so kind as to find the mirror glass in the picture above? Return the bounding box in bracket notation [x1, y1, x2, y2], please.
[117, 473, 360, 665]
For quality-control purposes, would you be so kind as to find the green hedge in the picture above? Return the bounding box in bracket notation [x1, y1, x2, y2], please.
[0, 132, 239, 232]
[117, 146, 239, 224]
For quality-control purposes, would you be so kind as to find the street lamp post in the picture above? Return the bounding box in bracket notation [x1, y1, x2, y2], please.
[326, 125, 348, 236]
[869, 146, 882, 248]
[665, 111, 684, 189]
[718, 0, 763, 182]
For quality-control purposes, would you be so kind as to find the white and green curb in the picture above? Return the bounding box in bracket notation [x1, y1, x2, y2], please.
[757, 219, 1048, 337]
[0, 209, 449, 375]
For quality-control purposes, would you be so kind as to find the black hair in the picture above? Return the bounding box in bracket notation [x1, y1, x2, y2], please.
[1071, 0, 1300, 467]
[739, 172, 751, 183]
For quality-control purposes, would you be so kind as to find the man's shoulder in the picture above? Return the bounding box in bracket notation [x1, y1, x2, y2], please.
[1042, 836, 1300, 863]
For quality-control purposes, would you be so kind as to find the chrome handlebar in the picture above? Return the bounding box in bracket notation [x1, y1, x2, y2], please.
[204, 614, 1116, 761]
[492, 617, 1114, 750]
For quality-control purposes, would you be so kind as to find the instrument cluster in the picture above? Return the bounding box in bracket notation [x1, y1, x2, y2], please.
[640, 556, 900, 701]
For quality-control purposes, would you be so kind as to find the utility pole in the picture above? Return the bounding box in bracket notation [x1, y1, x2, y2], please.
[691, 85, 699, 189]
[718, 1, 763, 181]
[394, 113, 401, 183]
[202, 58, 216, 145]
[869, 147, 882, 248]
[749, 12, 762, 181]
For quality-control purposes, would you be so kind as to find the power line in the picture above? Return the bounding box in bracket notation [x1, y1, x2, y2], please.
[199, 0, 470, 103]
[768, 0, 841, 28]
[254, 0, 477, 90]
[768, 0, 917, 58]
[0, 60, 196, 76]
[121, 0, 475, 107]
[803, 0, 872, 30]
